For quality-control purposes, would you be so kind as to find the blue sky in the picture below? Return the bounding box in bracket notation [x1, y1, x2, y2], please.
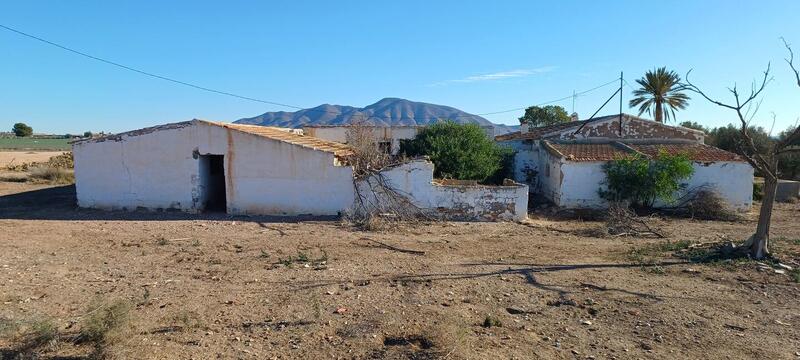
[1, 1, 799, 134]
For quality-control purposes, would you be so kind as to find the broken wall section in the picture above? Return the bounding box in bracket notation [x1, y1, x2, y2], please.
[355, 159, 529, 221]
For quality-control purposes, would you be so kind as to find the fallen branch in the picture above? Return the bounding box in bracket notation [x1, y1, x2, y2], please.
[361, 237, 425, 255]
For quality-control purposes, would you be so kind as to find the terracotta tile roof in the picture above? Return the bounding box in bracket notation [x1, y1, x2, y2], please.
[199, 120, 354, 158]
[545, 141, 745, 163]
[628, 143, 743, 162]
[494, 113, 705, 142]
[546, 142, 632, 161]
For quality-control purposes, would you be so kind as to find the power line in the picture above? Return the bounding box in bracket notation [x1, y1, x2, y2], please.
[0, 23, 619, 122]
[0, 23, 306, 110]
[474, 78, 619, 116]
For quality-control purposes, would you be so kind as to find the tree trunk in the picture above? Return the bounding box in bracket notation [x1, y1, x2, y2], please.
[746, 176, 777, 259]
[654, 101, 663, 123]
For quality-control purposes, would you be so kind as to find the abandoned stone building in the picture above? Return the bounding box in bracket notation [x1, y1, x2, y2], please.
[495, 113, 753, 210]
[72, 119, 528, 221]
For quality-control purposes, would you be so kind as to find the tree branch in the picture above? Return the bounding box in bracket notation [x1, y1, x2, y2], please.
[783, 37, 800, 88]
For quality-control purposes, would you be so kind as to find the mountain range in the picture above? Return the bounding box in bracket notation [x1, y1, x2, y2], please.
[234, 98, 518, 134]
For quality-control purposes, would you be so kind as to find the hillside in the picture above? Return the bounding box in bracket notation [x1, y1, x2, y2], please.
[235, 98, 518, 133]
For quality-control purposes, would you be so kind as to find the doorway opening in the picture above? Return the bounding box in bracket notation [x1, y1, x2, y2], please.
[199, 154, 226, 212]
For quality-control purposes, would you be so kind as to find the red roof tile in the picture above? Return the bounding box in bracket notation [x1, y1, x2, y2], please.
[628, 143, 743, 162]
[546, 142, 632, 161]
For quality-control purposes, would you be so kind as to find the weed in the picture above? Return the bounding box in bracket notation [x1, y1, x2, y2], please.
[644, 265, 666, 275]
[0, 317, 20, 338]
[482, 315, 502, 328]
[259, 249, 270, 259]
[191, 239, 200, 247]
[12, 317, 60, 356]
[627, 240, 693, 265]
[80, 298, 133, 357]
[296, 252, 310, 263]
[156, 237, 169, 246]
[171, 310, 203, 330]
[279, 256, 295, 267]
[790, 269, 800, 283]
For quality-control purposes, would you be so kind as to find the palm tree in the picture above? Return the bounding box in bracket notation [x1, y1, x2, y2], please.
[629, 67, 690, 123]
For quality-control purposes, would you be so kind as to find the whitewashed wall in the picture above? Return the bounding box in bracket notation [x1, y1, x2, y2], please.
[356, 160, 528, 221]
[73, 121, 355, 216]
[679, 162, 753, 210]
[535, 157, 753, 210]
[505, 139, 541, 192]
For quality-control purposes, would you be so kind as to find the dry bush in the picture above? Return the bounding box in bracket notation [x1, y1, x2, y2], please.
[29, 165, 74, 184]
[4, 316, 61, 358]
[5, 152, 73, 172]
[684, 189, 741, 221]
[79, 299, 134, 358]
[343, 121, 430, 230]
[605, 203, 665, 238]
[345, 121, 390, 177]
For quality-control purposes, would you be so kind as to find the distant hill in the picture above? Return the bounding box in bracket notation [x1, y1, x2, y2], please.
[234, 98, 518, 134]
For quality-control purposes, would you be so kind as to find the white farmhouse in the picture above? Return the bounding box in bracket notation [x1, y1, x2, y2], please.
[496, 114, 753, 211]
[73, 119, 528, 221]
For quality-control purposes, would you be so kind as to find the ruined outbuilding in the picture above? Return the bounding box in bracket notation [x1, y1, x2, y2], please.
[73, 120, 528, 221]
[496, 114, 753, 210]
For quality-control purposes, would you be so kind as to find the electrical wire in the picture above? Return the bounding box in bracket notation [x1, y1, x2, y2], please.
[0, 23, 620, 122]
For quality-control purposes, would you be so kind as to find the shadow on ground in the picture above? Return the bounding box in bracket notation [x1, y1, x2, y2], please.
[0, 185, 337, 223]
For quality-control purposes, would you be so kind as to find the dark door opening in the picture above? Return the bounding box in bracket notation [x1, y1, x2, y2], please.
[200, 154, 226, 212]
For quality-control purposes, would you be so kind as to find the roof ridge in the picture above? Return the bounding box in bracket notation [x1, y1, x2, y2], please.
[195, 119, 354, 158]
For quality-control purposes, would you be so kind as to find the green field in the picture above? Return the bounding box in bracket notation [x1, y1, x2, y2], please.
[0, 137, 72, 150]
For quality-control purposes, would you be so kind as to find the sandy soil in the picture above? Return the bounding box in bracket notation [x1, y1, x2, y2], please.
[0, 151, 66, 168]
[0, 181, 798, 359]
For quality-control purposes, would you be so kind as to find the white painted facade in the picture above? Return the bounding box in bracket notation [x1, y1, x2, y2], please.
[356, 160, 528, 221]
[74, 120, 528, 221]
[73, 121, 355, 216]
[537, 157, 754, 210]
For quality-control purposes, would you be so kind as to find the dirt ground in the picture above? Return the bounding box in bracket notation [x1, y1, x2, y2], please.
[0, 180, 799, 359]
[0, 151, 65, 169]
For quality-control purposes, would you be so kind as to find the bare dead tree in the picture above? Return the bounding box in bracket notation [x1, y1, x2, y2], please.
[343, 121, 430, 228]
[683, 39, 800, 259]
[345, 120, 390, 177]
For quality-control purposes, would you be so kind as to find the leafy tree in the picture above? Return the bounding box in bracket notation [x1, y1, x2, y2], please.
[83, 131, 93, 138]
[401, 121, 512, 183]
[518, 105, 571, 127]
[679, 121, 708, 133]
[600, 151, 694, 208]
[706, 124, 772, 157]
[12, 123, 33, 137]
[778, 126, 800, 180]
[629, 67, 690, 123]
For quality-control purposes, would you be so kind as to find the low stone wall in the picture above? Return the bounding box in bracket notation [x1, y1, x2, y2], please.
[356, 160, 529, 221]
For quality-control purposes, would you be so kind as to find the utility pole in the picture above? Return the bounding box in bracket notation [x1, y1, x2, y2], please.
[571, 90, 576, 113]
[619, 71, 624, 136]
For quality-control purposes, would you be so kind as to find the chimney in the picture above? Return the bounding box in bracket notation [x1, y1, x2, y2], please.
[570, 112, 579, 122]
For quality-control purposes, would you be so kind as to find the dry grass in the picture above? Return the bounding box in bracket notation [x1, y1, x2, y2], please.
[28, 165, 74, 184]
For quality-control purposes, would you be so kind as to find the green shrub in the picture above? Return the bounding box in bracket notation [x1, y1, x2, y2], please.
[600, 150, 694, 208]
[752, 181, 764, 201]
[400, 121, 512, 183]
